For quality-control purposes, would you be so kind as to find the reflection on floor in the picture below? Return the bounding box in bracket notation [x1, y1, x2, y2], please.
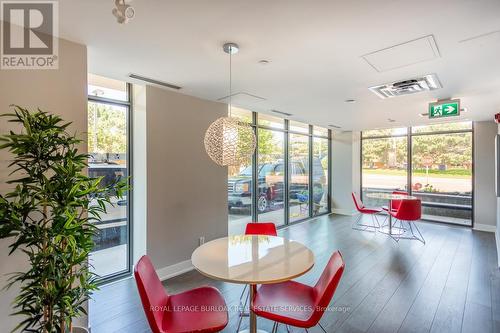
[89, 244, 128, 277]
[422, 214, 471, 226]
[228, 204, 326, 235]
[89, 214, 499, 333]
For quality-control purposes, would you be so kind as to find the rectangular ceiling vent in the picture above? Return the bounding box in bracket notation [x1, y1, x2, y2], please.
[128, 73, 182, 90]
[369, 73, 442, 99]
[271, 109, 293, 117]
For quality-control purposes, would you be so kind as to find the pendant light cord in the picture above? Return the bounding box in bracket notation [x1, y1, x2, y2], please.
[229, 47, 232, 117]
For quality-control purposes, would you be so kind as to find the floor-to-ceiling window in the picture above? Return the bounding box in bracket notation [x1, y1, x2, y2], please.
[313, 127, 330, 216]
[361, 122, 473, 226]
[288, 121, 311, 223]
[87, 74, 132, 280]
[227, 108, 332, 235]
[257, 114, 285, 227]
[228, 108, 254, 234]
[410, 122, 473, 225]
[361, 128, 408, 208]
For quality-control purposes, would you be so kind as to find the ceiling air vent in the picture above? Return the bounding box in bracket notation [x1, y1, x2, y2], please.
[369, 73, 442, 99]
[271, 109, 293, 117]
[128, 73, 182, 90]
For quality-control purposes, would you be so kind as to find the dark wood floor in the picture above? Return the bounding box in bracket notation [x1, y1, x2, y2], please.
[89, 214, 500, 333]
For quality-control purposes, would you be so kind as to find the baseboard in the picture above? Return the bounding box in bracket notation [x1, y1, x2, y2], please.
[472, 223, 496, 233]
[332, 208, 356, 216]
[156, 259, 194, 281]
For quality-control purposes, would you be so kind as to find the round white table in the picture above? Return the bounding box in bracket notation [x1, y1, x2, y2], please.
[366, 192, 418, 236]
[191, 235, 315, 333]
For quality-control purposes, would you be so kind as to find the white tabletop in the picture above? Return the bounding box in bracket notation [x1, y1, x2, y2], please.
[366, 192, 417, 200]
[191, 235, 315, 285]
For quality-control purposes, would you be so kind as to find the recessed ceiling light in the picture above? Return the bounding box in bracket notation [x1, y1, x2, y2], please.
[388, 118, 396, 123]
[258, 60, 270, 65]
[344, 99, 356, 103]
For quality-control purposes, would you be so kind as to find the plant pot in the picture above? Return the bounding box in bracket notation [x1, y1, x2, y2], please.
[72, 326, 89, 333]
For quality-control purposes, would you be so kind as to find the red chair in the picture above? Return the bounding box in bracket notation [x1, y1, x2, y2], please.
[251, 251, 345, 332]
[351, 192, 382, 231]
[389, 199, 425, 243]
[382, 190, 408, 213]
[244, 222, 278, 236]
[134, 255, 228, 333]
[237, 222, 279, 331]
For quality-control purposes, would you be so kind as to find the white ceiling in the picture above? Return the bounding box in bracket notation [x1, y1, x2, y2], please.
[59, 0, 500, 130]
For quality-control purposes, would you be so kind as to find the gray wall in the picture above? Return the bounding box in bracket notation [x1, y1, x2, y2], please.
[0, 39, 87, 332]
[146, 86, 228, 269]
[474, 121, 498, 229]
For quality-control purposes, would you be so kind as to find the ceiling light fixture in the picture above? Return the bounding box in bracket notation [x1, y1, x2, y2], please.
[204, 43, 256, 166]
[258, 60, 270, 65]
[388, 118, 396, 123]
[112, 0, 135, 24]
[344, 99, 356, 103]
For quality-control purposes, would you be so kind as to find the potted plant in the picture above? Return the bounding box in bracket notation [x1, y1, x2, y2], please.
[0, 106, 128, 332]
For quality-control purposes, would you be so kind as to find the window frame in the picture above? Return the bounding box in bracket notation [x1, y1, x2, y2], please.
[360, 122, 474, 227]
[88, 82, 134, 285]
[234, 112, 332, 229]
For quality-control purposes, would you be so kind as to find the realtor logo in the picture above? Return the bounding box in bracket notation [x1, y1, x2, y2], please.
[1, 1, 58, 69]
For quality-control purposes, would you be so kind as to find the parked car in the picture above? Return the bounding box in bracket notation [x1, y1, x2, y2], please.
[228, 158, 326, 213]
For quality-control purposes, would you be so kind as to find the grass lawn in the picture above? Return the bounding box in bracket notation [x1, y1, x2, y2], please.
[363, 168, 472, 179]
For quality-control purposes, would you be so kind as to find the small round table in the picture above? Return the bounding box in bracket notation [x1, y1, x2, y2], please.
[366, 192, 418, 236]
[191, 235, 315, 333]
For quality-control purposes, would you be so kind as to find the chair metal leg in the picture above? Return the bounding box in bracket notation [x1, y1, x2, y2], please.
[411, 221, 426, 244]
[352, 213, 378, 232]
[318, 322, 328, 333]
[286, 325, 291, 333]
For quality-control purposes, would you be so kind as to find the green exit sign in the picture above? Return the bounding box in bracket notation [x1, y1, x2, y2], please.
[429, 100, 460, 119]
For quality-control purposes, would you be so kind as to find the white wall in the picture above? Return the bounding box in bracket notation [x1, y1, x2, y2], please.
[132, 85, 148, 265]
[145, 86, 228, 276]
[331, 131, 361, 215]
[497, 124, 500, 267]
[473, 121, 498, 232]
[0, 39, 87, 332]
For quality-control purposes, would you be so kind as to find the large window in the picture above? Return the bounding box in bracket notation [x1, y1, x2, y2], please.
[227, 110, 332, 235]
[361, 122, 473, 226]
[257, 128, 285, 226]
[289, 132, 310, 222]
[88, 74, 132, 280]
[313, 136, 329, 215]
[362, 131, 408, 208]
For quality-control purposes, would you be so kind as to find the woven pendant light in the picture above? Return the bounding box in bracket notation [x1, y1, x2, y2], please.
[204, 43, 256, 166]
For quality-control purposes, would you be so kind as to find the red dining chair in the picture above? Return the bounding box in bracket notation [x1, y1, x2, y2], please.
[237, 222, 279, 331]
[389, 199, 425, 243]
[134, 255, 228, 333]
[382, 190, 408, 213]
[251, 251, 345, 332]
[380, 190, 408, 231]
[244, 222, 278, 236]
[351, 192, 382, 231]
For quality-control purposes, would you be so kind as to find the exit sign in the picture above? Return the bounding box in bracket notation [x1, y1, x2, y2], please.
[429, 100, 460, 119]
